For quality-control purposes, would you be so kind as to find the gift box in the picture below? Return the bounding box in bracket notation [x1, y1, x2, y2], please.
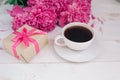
[3, 25, 48, 63]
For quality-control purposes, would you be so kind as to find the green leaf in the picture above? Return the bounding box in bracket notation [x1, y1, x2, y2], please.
[18, 0, 28, 7]
[18, 0, 24, 4]
[5, 0, 28, 7]
[14, 0, 19, 5]
[21, 0, 27, 6]
[5, 0, 15, 4]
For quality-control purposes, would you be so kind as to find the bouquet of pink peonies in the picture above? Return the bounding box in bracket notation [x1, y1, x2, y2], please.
[6, 0, 92, 32]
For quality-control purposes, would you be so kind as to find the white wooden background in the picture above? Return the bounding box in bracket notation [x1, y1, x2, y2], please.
[0, 0, 120, 80]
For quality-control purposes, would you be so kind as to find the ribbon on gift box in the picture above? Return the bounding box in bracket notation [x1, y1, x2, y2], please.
[12, 27, 46, 59]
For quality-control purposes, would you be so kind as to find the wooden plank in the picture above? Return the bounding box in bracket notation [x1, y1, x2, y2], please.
[0, 63, 120, 80]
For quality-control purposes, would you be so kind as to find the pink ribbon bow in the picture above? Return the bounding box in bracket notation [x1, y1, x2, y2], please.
[12, 28, 46, 59]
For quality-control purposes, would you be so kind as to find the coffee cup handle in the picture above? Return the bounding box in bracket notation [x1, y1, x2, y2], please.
[54, 35, 66, 46]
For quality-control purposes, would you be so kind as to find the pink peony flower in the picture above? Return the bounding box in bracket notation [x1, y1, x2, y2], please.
[53, 0, 67, 19]
[23, 7, 32, 12]
[38, 10, 56, 32]
[27, 0, 67, 19]
[29, 5, 56, 32]
[7, 5, 24, 17]
[58, 0, 91, 27]
[12, 14, 27, 30]
[10, 4, 56, 32]
[27, 0, 36, 6]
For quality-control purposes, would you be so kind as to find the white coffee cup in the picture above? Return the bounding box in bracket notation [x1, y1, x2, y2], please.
[54, 22, 95, 50]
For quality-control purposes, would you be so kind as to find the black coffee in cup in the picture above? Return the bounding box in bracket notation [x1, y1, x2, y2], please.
[64, 26, 93, 42]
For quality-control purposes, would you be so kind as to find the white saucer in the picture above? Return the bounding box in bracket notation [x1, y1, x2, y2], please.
[54, 37, 101, 62]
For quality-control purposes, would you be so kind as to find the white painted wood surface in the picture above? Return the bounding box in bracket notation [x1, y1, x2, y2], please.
[0, 0, 120, 80]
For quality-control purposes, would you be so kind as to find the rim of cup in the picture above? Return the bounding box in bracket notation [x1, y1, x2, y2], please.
[62, 22, 95, 43]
